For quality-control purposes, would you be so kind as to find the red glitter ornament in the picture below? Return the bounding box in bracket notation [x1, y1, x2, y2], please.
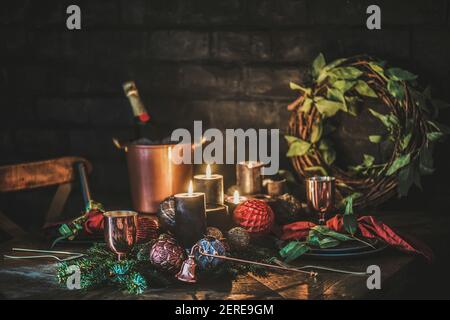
[233, 199, 275, 235]
[149, 235, 186, 274]
[136, 215, 159, 244]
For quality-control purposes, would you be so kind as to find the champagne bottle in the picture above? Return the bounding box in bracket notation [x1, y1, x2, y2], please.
[123, 81, 158, 142]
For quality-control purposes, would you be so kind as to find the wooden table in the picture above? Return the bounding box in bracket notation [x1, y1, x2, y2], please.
[0, 211, 448, 300]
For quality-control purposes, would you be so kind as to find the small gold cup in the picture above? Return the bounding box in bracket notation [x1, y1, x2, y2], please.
[306, 176, 335, 225]
[103, 210, 138, 261]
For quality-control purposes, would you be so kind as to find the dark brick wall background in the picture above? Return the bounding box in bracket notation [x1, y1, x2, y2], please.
[1, 0, 450, 224]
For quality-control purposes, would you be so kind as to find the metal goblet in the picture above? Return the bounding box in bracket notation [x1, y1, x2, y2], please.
[306, 176, 335, 225]
[103, 211, 138, 261]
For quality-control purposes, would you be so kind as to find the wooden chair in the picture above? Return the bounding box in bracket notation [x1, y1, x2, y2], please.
[0, 157, 92, 239]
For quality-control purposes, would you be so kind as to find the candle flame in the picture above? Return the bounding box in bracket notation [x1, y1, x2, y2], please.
[233, 190, 240, 204]
[188, 180, 193, 195]
[206, 164, 212, 178]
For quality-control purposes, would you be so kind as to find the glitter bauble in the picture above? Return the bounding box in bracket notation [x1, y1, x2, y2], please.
[136, 215, 159, 243]
[157, 196, 176, 234]
[233, 200, 274, 235]
[194, 237, 226, 271]
[227, 227, 250, 249]
[206, 227, 223, 239]
[149, 235, 186, 274]
[273, 193, 304, 225]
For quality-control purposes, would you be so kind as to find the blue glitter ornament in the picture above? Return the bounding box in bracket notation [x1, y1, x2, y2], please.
[194, 237, 226, 271]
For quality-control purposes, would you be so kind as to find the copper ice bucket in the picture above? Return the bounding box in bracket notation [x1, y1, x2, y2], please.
[118, 143, 192, 214]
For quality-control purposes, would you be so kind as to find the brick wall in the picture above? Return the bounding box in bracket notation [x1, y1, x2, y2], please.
[1, 0, 450, 217]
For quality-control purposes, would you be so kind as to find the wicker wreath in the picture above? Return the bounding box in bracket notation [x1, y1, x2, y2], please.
[286, 54, 448, 209]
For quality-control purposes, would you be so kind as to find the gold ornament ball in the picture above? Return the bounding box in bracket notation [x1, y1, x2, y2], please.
[227, 227, 250, 249]
[206, 227, 223, 239]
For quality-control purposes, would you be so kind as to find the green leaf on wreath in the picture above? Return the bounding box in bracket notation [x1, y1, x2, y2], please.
[321, 149, 336, 165]
[332, 80, 356, 93]
[427, 131, 445, 142]
[419, 146, 435, 175]
[312, 53, 326, 79]
[397, 165, 415, 197]
[285, 136, 311, 157]
[317, 58, 348, 83]
[386, 68, 418, 81]
[368, 62, 386, 78]
[387, 79, 405, 99]
[400, 133, 412, 150]
[289, 82, 312, 95]
[314, 97, 345, 117]
[310, 122, 323, 143]
[328, 67, 363, 80]
[363, 154, 375, 167]
[386, 153, 411, 176]
[369, 135, 383, 143]
[323, 58, 348, 71]
[354, 80, 377, 98]
[299, 97, 313, 113]
[368, 108, 399, 132]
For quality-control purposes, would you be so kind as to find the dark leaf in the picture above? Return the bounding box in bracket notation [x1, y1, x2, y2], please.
[419, 146, 434, 175]
[278, 170, 297, 184]
[343, 197, 358, 236]
[386, 153, 411, 176]
[386, 68, 418, 81]
[400, 133, 412, 150]
[427, 131, 445, 142]
[321, 148, 336, 165]
[369, 108, 399, 132]
[397, 165, 414, 197]
[387, 79, 405, 99]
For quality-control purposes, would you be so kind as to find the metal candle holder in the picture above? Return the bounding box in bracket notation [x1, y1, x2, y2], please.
[236, 161, 265, 195]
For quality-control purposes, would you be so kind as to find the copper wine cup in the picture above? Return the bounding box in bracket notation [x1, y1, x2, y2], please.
[306, 176, 335, 225]
[103, 210, 138, 261]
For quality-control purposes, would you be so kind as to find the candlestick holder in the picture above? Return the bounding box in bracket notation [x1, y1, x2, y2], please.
[224, 192, 248, 217]
[263, 178, 287, 197]
[236, 161, 265, 195]
[205, 204, 230, 231]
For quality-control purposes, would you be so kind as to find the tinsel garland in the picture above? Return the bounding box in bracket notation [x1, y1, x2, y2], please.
[56, 241, 271, 294]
